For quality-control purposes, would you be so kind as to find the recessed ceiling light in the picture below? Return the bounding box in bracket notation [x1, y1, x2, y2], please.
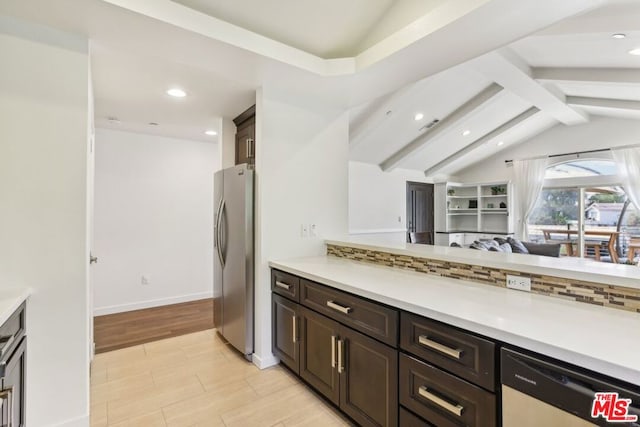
[612, 33, 626, 39]
[149, 122, 159, 126]
[167, 88, 187, 98]
[497, 141, 505, 146]
[629, 48, 640, 56]
[462, 130, 471, 136]
[205, 130, 218, 136]
[107, 117, 121, 124]
[414, 112, 424, 121]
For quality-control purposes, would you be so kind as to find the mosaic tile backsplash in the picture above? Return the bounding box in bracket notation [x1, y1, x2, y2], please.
[326, 244, 640, 314]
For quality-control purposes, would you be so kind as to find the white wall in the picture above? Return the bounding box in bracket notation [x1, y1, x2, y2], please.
[253, 88, 349, 367]
[220, 116, 236, 169]
[0, 21, 90, 427]
[348, 161, 431, 241]
[455, 117, 640, 183]
[93, 129, 219, 315]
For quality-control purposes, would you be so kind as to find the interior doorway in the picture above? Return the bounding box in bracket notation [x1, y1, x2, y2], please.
[406, 182, 434, 244]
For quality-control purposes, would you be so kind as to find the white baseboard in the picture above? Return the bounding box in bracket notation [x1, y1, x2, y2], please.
[49, 414, 89, 427]
[93, 291, 213, 316]
[252, 352, 279, 370]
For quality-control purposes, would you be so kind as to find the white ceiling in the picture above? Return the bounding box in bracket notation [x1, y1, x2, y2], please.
[0, 0, 624, 165]
[173, 0, 446, 58]
[92, 45, 256, 142]
[346, 0, 640, 176]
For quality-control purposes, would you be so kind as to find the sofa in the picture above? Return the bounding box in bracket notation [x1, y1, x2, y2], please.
[467, 236, 561, 257]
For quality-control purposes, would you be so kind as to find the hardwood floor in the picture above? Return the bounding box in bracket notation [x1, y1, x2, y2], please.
[90, 329, 352, 426]
[94, 299, 214, 353]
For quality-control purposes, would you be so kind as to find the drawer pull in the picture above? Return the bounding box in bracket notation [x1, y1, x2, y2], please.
[418, 335, 462, 359]
[418, 386, 464, 417]
[331, 335, 336, 368]
[275, 281, 291, 290]
[292, 316, 297, 344]
[327, 300, 352, 314]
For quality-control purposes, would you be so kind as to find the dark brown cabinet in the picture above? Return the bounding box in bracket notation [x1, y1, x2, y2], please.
[299, 306, 340, 405]
[298, 306, 398, 427]
[271, 268, 500, 427]
[399, 312, 497, 427]
[272, 270, 399, 427]
[0, 303, 26, 427]
[272, 294, 299, 374]
[400, 312, 495, 391]
[339, 325, 398, 427]
[399, 354, 495, 427]
[233, 105, 255, 166]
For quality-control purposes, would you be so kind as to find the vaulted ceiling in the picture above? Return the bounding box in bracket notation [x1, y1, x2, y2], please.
[348, 0, 640, 177]
[0, 0, 624, 154]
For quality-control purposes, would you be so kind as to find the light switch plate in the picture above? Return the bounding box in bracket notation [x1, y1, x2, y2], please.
[301, 224, 309, 238]
[506, 275, 531, 292]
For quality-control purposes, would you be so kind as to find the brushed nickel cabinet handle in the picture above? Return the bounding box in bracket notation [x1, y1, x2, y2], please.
[331, 335, 336, 368]
[275, 281, 291, 290]
[292, 316, 297, 344]
[418, 335, 462, 359]
[327, 300, 352, 314]
[418, 386, 464, 416]
[337, 339, 345, 374]
[246, 138, 254, 158]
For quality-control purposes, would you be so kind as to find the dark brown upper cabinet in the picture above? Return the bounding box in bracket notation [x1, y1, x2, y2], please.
[233, 105, 255, 166]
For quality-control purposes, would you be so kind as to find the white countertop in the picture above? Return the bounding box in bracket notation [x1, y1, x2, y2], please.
[0, 287, 30, 326]
[269, 255, 640, 386]
[326, 235, 640, 290]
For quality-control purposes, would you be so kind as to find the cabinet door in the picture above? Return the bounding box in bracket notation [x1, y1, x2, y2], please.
[235, 122, 255, 166]
[299, 306, 340, 405]
[339, 326, 398, 427]
[1, 338, 26, 427]
[272, 294, 299, 374]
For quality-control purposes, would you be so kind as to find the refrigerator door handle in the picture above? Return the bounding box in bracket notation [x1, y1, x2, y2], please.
[218, 199, 227, 266]
[215, 198, 225, 268]
[214, 197, 223, 248]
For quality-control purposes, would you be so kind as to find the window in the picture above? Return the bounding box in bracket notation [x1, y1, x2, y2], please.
[527, 158, 636, 263]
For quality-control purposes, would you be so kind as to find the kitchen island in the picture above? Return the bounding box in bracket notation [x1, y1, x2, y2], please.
[270, 254, 639, 385]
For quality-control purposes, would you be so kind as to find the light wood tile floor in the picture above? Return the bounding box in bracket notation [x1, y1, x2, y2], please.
[91, 329, 353, 427]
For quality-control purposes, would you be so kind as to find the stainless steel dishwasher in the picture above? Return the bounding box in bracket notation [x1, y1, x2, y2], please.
[501, 348, 640, 427]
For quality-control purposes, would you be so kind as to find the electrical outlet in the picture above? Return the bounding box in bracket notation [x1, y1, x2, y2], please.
[310, 223, 317, 237]
[301, 224, 309, 238]
[506, 275, 531, 292]
[141, 275, 150, 285]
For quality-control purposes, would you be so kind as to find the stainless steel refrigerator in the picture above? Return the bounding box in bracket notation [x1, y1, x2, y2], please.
[213, 164, 254, 360]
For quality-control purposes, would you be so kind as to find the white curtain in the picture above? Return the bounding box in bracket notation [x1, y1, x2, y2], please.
[513, 158, 548, 240]
[612, 147, 640, 210]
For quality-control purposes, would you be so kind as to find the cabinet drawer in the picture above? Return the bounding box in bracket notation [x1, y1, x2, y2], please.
[271, 270, 300, 302]
[300, 280, 398, 347]
[400, 407, 435, 427]
[400, 354, 496, 427]
[0, 303, 25, 364]
[400, 312, 495, 391]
